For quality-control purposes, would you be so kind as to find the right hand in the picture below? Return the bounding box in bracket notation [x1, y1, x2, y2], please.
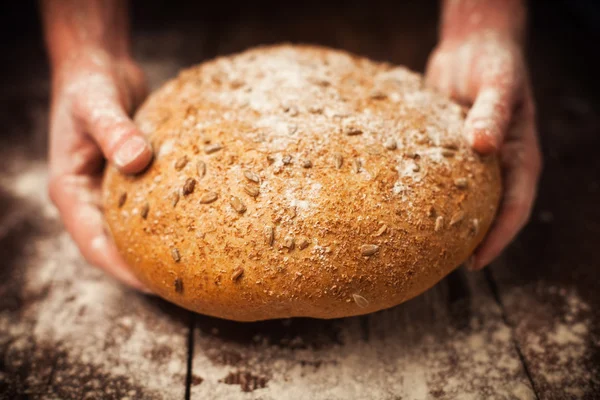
[48, 49, 153, 291]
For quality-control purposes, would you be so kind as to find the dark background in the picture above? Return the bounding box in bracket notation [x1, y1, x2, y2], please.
[1, 1, 599, 398]
[1, 0, 599, 90]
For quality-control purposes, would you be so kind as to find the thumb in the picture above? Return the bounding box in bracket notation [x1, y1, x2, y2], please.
[464, 84, 515, 155]
[77, 88, 153, 174]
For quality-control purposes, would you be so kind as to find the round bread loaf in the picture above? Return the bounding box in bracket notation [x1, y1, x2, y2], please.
[102, 44, 501, 321]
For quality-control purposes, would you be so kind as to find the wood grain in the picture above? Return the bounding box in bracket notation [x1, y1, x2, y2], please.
[189, 4, 531, 398]
[488, 3, 600, 399]
[0, 27, 202, 400]
[1, 1, 599, 399]
[190, 271, 535, 399]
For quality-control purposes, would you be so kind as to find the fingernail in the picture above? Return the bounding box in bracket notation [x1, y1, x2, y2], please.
[114, 136, 151, 170]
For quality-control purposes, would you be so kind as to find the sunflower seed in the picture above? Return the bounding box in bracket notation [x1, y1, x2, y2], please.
[361, 244, 379, 256]
[374, 225, 387, 237]
[231, 267, 244, 282]
[244, 170, 260, 183]
[442, 141, 459, 150]
[196, 161, 206, 178]
[297, 238, 310, 250]
[244, 185, 259, 198]
[182, 178, 196, 195]
[231, 79, 244, 89]
[171, 248, 181, 262]
[172, 191, 180, 207]
[309, 105, 323, 114]
[353, 159, 362, 173]
[140, 202, 149, 219]
[352, 294, 369, 308]
[471, 218, 480, 236]
[450, 211, 465, 226]
[175, 155, 188, 171]
[384, 138, 397, 150]
[199, 191, 218, 204]
[369, 90, 387, 100]
[174, 278, 183, 293]
[287, 106, 299, 116]
[454, 178, 468, 189]
[302, 160, 312, 168]
[334, 153, 343, 169]
[118, 192, 127, 208]
[204, 143, 222, 154]
[282, 236, 295, 251]
[441, 149, 456, 157]
[230, 196, 246, 214]
[428, 206, 436, 217]
[265, 226, 274, 246]
[344, 126, 363, 136]
[435, 216, 444, 232]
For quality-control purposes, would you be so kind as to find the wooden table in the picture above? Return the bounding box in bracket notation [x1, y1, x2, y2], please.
[1, 1, 598, 399]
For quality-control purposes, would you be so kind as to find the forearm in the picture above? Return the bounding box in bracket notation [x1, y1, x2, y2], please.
[439, 0, 527, 43]
[40, 0, 131, 68]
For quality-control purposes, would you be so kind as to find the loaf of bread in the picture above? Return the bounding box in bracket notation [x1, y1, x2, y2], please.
[102, 45, 501, 321]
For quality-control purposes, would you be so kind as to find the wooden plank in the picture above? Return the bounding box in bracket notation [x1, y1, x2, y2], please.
[488, 3, 600, 399]
[190, 271, 535, 399]
[189, 3, 534, 398]
[2, 1, 597, 398]
[0, 31, 203, 400]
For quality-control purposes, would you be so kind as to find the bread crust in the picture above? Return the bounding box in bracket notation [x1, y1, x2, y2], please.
[102, 44, 501, 321]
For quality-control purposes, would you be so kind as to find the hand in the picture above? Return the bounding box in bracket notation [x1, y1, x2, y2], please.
[47, 49, 153, 291]
[426, 32, 542, 270]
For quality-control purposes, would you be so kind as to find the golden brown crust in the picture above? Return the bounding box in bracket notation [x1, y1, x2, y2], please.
[102, 44, 501, 321]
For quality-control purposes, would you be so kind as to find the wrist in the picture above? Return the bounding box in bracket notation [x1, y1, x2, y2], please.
[41, 0, 131, 73]
[50, 44, 129, 74]
[439, 0, 526, 44]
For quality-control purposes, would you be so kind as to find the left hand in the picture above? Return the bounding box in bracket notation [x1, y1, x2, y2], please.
[426, 32, 542, 270]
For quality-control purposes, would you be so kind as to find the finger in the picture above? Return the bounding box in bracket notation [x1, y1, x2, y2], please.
[125, 63, 149, 111]
[75, 83, 153, 174]
[465, 84, 515, 155]
[464, 50, 521, 155]
[48, 174, 152, 293]
[472, 95, 542, 270]
[425, 50, 455, 98]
